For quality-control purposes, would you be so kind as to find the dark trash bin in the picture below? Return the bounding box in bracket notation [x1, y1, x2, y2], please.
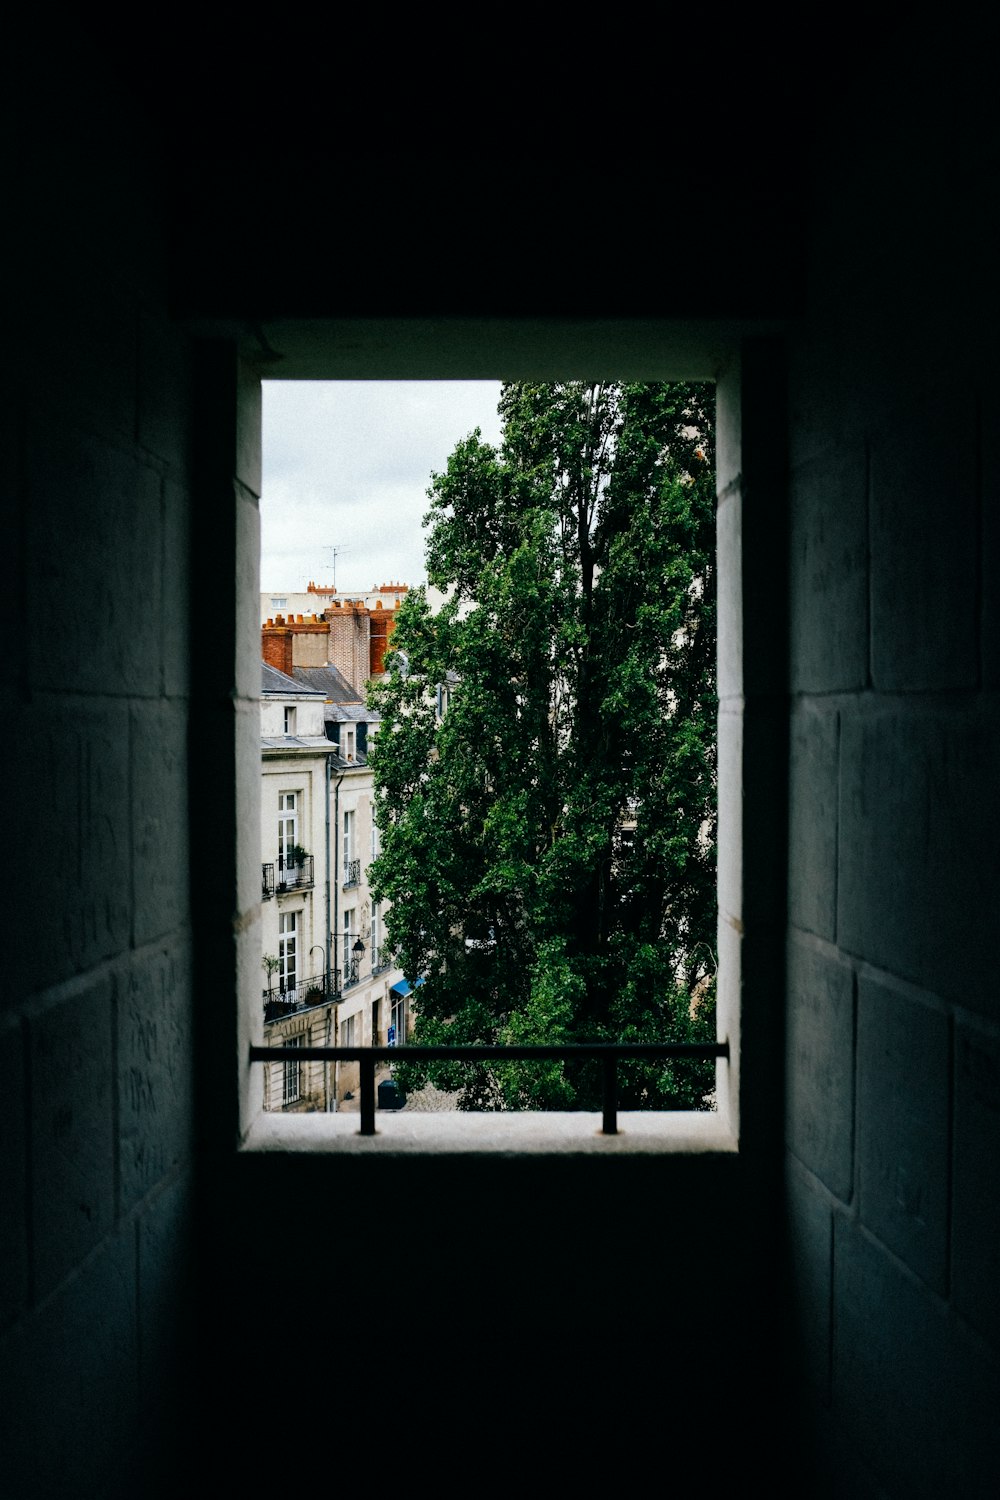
[378, 1078, 406, 1110]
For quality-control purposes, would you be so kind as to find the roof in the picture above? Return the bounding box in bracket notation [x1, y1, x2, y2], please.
[261, 662, 325, 697]
[291, 664, 361, 703]
[324, 702, 380, 725]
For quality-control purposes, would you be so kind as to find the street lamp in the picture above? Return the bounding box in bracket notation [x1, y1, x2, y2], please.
[342, 934, 366, 987]
[334, 934, 367, 1112]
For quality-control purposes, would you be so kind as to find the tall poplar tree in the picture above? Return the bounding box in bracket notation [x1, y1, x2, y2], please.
[367, 381, 717, 1110]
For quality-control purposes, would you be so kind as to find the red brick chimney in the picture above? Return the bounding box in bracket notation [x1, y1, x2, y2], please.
[262, 616, 294, 676]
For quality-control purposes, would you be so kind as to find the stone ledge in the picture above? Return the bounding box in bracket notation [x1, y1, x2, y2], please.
[242, 1109, 737, 1157]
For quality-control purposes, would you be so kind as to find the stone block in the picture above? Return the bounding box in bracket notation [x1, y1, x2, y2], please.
[162, 477, 192, 700]
[740, 338, 791, 700]
[857, 974, 949, 1292]
[786, 1158, 833, 1400]
[788, 704, 839, 941]
[235, 480, 262, 702]
[237, 697, 263, 919]
[25, 248, 137, 442]
[0, 399, 22, 703]
[137, 310, 192, 470]
[12, 702, 131, 997]
[742, 700, 792, 926]
[787, 316, 853, 472]
[789, 443, 868, 692]
[237, 355, 262, 497]
[838, 705, 997, 1014]
[833, 1217, 1000, 1497]
[118, 944, 194, 1217]
[0, 1230, 139, 1499]
[952, 1021, 1000, 1348]
[870, 392, 977, 691]
[29, 981, 115, 1298]
[716, 704, 742, 924]
[785, 937, 855, 1200]
[25, 423, 163, 696]
[138, 1175, 195, 1456]
[131, 702, 189, 946]
[714, 353, 741, 497]
[981, 377, 999, 689]
[716, 486, 742, 702]
[0, 1019, 29, 1329]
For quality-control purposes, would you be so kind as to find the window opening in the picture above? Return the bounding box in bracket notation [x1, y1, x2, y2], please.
[277, 791, 297, 887]
[371, 902, 383, 974]
[282, 1034, 304, 1105]
[343, 809, 357, 886]
[279, 911, 298, 999]
[257, 377, 722, 1126]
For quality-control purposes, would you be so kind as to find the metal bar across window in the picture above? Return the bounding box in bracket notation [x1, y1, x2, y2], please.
[249, 1041, 729, 1137]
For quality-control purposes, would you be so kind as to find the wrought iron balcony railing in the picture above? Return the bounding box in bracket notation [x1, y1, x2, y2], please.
[276, 853, 314, 893]
[249, 1040, 730, 1136]
[342, 956, 361, 989]
[343, 858, 361, 887]
[262, 863, 275, 900]
[370, 946, 392, 975]
[262, 972, 339, 1022]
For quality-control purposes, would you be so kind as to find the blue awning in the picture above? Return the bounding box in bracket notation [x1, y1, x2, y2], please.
[389, 977, 424, 998]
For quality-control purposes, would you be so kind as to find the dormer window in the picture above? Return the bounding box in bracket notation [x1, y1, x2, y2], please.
[344, 727, 355, 760]
[284, 706, 296, 735]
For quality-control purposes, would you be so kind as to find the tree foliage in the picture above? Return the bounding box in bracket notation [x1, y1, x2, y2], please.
[367, 381, 717, 1110]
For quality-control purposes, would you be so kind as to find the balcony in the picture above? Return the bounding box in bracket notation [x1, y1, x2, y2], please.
[343, 858, 361, 888]
[371, 946, 392, 976]
[342, 956, 361, 989]
[275, 853, 314, 893]
[262, 863, 275, 899]
[263, 972, 339, 1023]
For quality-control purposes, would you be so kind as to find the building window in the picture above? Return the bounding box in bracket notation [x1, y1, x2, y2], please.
[343, 809, 357, 885]
[343, 726, 356, 760]
[282, 1033, 304, 1105]
[284, 706, 296, 735]
[390, 989, 405, 1046]
[278, 791, 298, 881]
[271, 596, 287, 610]
[371, 902, 383, 972]
[341, 1012, 357, 1048]
[279, 911, 298, 998]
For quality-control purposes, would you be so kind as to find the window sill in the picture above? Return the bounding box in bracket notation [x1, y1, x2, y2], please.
[242, 1109, 737, 1157]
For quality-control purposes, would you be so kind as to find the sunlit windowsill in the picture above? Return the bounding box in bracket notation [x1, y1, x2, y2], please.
[242, 1109, 738, 1157]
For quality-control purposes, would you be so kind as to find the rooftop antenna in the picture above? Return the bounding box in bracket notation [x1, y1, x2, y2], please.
[325, 545, 350, 589]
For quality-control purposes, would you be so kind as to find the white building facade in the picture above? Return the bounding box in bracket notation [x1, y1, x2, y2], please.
[260, 662, 408, 1111]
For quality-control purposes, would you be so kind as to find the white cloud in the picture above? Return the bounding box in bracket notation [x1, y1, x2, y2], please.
[261, 381, 504, 591]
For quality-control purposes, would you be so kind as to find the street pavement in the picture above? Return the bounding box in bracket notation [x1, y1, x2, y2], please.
[338, 1071, 460, 1113]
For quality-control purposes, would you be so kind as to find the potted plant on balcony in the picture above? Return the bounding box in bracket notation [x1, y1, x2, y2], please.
[261, 953, 282, 1021]
[289, 844, 309, 880]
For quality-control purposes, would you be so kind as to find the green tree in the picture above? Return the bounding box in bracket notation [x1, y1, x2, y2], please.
[367, 381, 717, 1110]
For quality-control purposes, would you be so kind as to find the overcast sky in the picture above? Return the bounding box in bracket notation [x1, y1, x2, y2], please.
[260, 381, 505, 593]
